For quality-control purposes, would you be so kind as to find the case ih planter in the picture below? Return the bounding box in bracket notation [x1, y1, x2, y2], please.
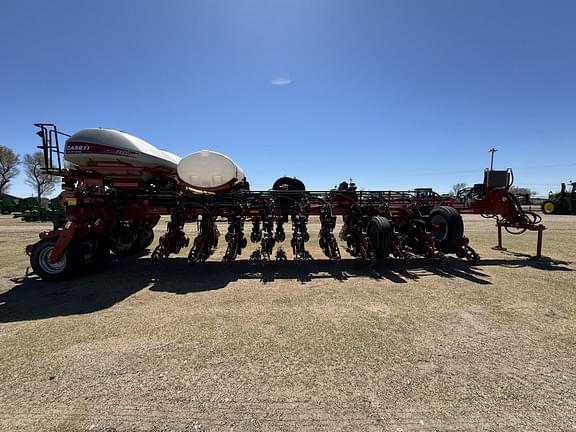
[26, 124, 545, 280]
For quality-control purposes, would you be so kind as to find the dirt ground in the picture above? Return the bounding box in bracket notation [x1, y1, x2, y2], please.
[0, 214, 575, 431]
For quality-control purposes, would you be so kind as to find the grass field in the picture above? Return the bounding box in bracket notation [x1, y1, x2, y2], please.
[0, 214, 575, 431]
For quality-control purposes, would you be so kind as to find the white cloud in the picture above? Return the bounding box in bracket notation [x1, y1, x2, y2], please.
[271, 74, 291, 86]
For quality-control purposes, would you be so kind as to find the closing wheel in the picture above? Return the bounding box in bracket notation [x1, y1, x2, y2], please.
[541, 201, 555, 215]
[30, 238, 82, 281]
[428, 206, 464, 253]
[367, 216, 393, 259]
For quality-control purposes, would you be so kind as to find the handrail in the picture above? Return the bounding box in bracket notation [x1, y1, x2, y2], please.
[34, 123, 70, 174]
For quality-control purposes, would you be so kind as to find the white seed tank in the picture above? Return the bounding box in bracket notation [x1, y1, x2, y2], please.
[64, 128, 181, 171]
[177, 150, 246, 192]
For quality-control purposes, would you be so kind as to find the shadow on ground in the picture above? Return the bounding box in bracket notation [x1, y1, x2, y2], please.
[0, 253, 571, 323]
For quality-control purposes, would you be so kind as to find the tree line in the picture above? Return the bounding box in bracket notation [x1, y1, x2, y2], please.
[0, 145, 58, 205]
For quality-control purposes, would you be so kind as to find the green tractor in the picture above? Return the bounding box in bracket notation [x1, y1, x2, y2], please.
[542, 182, 576, 215]
[0, 193, 21, 214]
[12, 197, 64, 222]
[1, 194, 41, 214]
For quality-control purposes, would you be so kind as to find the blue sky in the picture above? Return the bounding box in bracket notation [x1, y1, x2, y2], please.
[1, 0, 575, 197]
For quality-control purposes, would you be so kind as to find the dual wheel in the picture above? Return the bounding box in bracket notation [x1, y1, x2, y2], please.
[367, 216, 393, 259]
[427, 206, 464, 252]
[367, 206, 465, 260]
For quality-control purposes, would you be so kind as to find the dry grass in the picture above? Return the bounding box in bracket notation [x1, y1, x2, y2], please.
[0, 214, 575, 431]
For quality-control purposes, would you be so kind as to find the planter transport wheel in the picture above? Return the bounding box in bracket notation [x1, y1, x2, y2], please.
[367, 216, 393, 259]
[428, 206, 464, 253]
[30, 238, 82, 281]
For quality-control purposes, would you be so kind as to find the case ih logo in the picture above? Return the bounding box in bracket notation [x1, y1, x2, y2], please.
[66, 142, 137, 158]
[66, 144, 91, 152]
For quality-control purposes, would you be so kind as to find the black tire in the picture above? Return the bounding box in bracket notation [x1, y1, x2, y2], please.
[428, 206, 464, 252]
[30, 238, 82, 281]
[367, 216, 393, 259]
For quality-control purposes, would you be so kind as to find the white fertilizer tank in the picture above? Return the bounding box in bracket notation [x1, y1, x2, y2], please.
[176, 150, 246, 192]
